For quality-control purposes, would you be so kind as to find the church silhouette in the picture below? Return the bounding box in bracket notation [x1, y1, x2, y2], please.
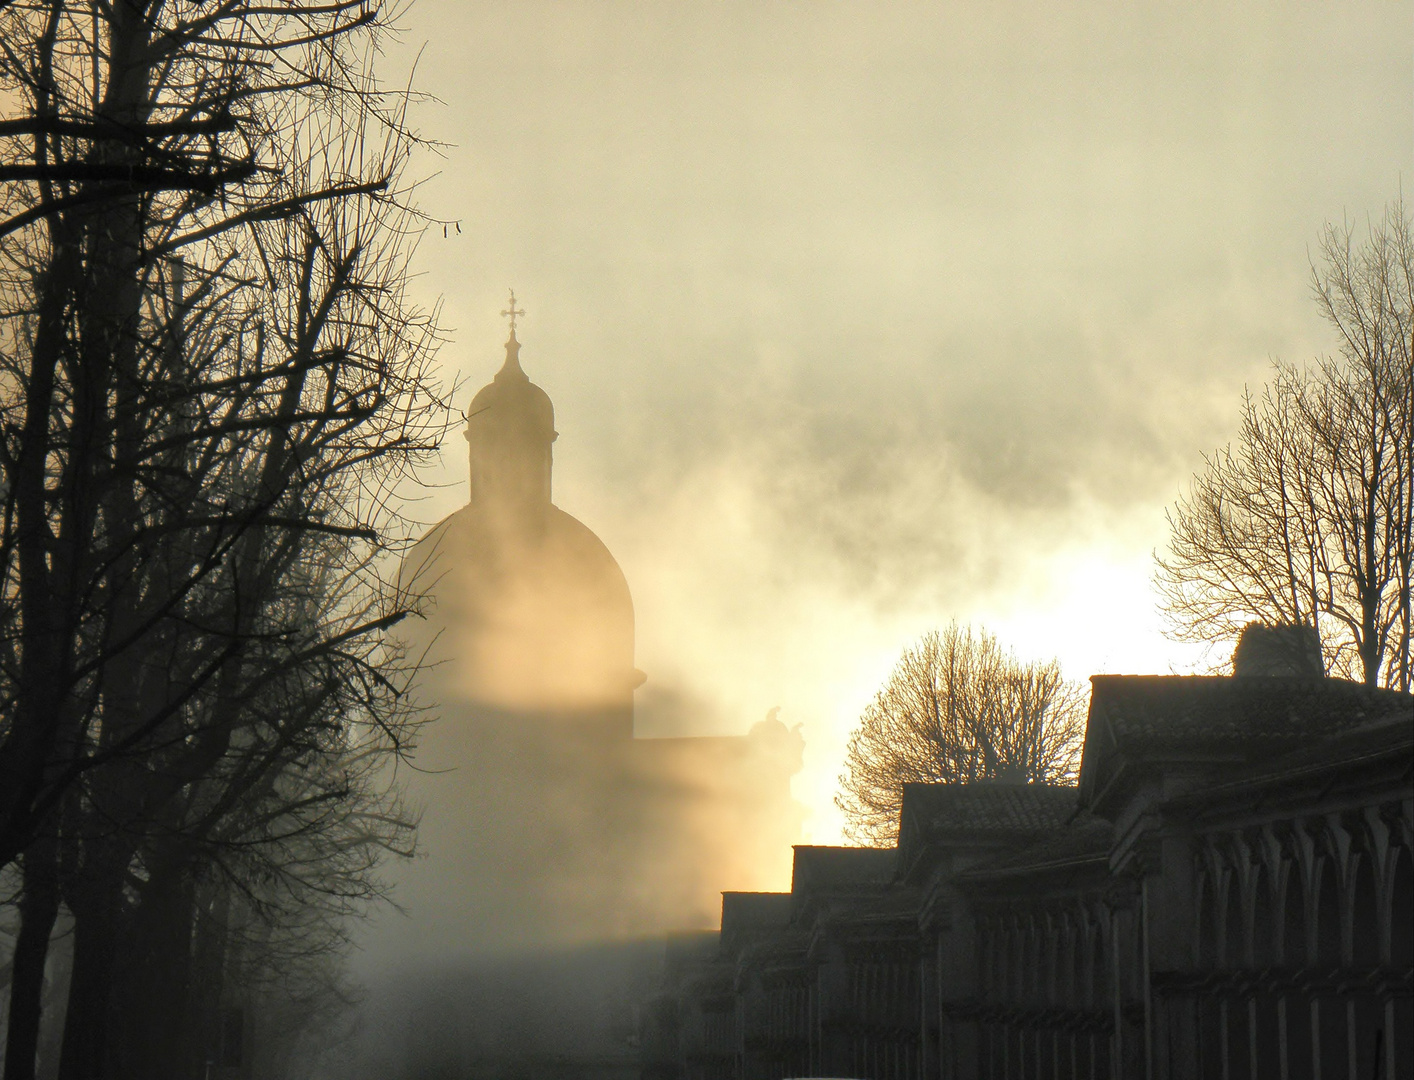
[351, 300, 803, 1079]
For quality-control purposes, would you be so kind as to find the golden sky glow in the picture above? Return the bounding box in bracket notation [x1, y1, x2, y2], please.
[387, 1, 1413, 848]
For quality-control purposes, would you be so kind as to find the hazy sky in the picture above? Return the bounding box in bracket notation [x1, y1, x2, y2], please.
[388, 2, 1413, 844]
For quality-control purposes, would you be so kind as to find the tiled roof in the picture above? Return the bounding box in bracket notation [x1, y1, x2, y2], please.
[736, 928, 812, 971]
[826, 885, 923, 921]
[1088, 675, 1410, 751]
[1079, 675, 1412, 816]
[961, 819, 1113, 881]
[1246, 707, 1411, 775]
[1164, 708, 1413, 814]
[900, 781, 1079, 835]
[790, 845, 896, 890]
[720, 892, 792, 950]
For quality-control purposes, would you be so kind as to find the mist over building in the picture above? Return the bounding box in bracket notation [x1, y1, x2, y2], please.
[348, 309, 804, 1077]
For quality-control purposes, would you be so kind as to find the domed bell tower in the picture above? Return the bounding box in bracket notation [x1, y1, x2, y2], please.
[465, 294, 557, 535]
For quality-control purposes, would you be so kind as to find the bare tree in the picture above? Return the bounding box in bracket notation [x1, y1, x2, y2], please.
[835, 624, 1086, 846]
[0, 0, 450, 1076]
[87, 525, 423, 1080]
[105, 664, 419, 1080]
[1156, 200, 1414, 690]
[0, 0, 445, 871]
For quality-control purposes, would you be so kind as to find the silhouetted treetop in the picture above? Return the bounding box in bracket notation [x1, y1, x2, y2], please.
[836, 623, 1085, 846]
[1156, 199, 1413, 691]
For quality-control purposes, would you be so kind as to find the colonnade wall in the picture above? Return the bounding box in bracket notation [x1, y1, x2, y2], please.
[950, 900, 1124, 1079]
[644, 676, 1412, 1080]
[1152, 800, 1414, 1080]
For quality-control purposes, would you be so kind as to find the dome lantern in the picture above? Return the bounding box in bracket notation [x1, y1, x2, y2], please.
[465, 293, 557, 524]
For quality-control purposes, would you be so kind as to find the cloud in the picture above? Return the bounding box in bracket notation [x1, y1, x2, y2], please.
[389, 0, 1412, 845]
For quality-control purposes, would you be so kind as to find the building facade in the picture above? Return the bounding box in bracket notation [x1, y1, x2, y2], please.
[648, 672, 1413, 1080]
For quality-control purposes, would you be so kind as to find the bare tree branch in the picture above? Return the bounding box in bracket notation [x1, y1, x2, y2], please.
[835, 623, 1086, 845]
[1155, 199, 1414, 690]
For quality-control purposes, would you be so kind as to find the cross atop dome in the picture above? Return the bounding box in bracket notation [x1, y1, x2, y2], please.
[497, 289, 529, 377]
[501, 289, 525, 335]
[468, 291, 554, 513]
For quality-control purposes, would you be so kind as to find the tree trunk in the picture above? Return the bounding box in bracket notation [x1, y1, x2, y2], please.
[3, 833, 62, 1080]
[190, 886, 232, 1079]
[110, 856, 198, 1080]
[56, 852, 127, 1080]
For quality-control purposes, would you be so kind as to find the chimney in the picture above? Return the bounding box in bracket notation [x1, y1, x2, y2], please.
[1232, 623, 1324, 678]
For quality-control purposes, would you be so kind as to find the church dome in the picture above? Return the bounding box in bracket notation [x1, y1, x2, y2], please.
[401, 502, 637, 717]
[400, 305, 639, 732]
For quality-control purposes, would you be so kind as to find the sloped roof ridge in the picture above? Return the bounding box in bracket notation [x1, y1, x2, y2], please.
[960, 817, 1113, 880]
[791, 844, 897, 888]
[1166, 704, 1413, 808]
[900, 779, 1080, 833]
[1089, 674, 1412, 746]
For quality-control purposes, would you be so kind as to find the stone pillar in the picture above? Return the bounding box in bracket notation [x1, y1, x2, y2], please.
[1145, 835, 1199, 1080]
[919, 934, 939, 1080]
[938, 899, 980, 1080]
[815, 944, 852, 1079]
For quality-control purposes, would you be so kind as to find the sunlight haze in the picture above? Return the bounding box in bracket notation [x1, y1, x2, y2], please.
[387, 1, 1413, 845]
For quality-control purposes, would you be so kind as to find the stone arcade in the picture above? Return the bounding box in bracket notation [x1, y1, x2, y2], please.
[644, 654, 1413, 1080]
